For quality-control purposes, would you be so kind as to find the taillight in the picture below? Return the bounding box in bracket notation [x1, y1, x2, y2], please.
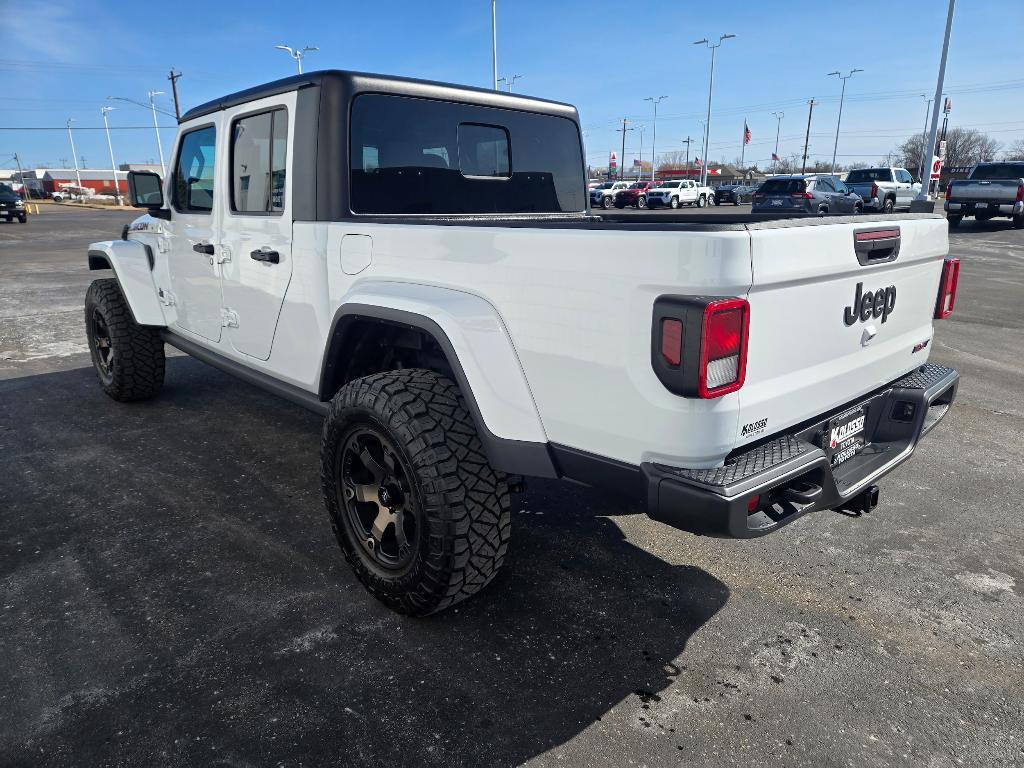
[791, 192, 813, 199]
[699, 299, 749, 398]
[945, 183, 953, 201]
[1016, 184, 1024, 202]
[871, 183, 879, 199]
[661, 319, 683, 366]
[934, 257, 960, 319]
[651, 296, 750, 398]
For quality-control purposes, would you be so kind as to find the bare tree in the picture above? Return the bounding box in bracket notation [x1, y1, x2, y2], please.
[895, 127, 1002, 172]
[1004, 139, 1024, 160]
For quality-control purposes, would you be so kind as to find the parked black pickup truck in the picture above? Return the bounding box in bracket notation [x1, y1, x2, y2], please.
[945, 162, 1024, 228]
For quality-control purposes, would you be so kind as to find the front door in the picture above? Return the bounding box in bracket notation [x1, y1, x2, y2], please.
[218, 97, 295, 361]
[894, 169, 915, 206]
[166, 122, 223, 342]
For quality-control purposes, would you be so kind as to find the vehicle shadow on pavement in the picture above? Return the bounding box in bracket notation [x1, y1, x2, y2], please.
[0, 357, 729, 768]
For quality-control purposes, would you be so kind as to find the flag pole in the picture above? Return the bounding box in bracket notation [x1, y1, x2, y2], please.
[740, 119, 746, 169]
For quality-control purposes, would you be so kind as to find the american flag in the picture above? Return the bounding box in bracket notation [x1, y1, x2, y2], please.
[771, 152, 780, 162]
[743, 121, 752, 145]
[694, 157, 702, 167]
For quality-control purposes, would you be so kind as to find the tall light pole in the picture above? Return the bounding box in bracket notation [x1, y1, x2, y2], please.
[693, 33, 736, 186]
[491, 0, 498, 90]
[681, 136, 692, 176]
[771, 111, 784, 174]
[275, 45, 318, 74]
[917, 0, 956, 202]
[801, 98, 817, 174]
[827, 68, 863, 174]
[100, 107, 121, 205]
[66, 118, 82, 189]
[916, 94, 932, 181]
[148, 90, 167, 177]
[644, 95, 667, 181]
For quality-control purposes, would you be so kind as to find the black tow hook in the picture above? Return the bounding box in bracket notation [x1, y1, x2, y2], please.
[838, 485, 880, 515]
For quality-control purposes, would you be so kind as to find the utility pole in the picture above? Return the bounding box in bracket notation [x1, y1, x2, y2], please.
[916, 0, 956, 202]
[644, 95, 667, 181]
[828, 68, 863, 174]
[168, 69, 182, 120]
[681, 136, 692, 176]
[497, 74, 521, 92]
[491, 0, 498, 90]
[66, 118, 83, 188]
[772, 111, 784, 174]
[693, 33, 736, 186]
[275, 45, 318, 74]
[616, 118, 634, 182]
[101, 107, 122, 205]
[801, 98, 817, 174]
[637, 126, 644, 180]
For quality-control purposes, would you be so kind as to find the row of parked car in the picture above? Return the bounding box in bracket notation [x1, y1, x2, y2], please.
[588, 166, 927, 216]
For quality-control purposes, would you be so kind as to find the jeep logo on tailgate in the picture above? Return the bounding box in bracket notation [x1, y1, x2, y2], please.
[844, 282, 896, 326]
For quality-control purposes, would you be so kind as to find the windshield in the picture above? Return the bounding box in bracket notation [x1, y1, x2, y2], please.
[970, 163, 1024, 180]
[629, 182, 646, 189]
[594, 182, 613, 190]
[659, 181, 680, 188]
[846, 169, 893, 183]
[759, 178, 806, 194]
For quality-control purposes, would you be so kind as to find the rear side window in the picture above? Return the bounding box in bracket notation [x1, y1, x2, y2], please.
[845, 168, 893, 183]
[231, 108, 287, 214]
[173, 126, 216, 213]
[350, 93, 585, 214]
[970, 163, 1024, 180]
[760, 178, 806, 194]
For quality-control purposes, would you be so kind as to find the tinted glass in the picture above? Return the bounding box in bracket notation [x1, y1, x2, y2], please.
[760, 178, 806, 194]
[173, 126, 216, 212]
[845, 168, 893, 183]
[970, 163, 1024, 180]
[817, 176, 836, 192]
[350, 94, 585, 214]
[231, 109, 287, 213]
[834, 179, 849, 193]
[895, 169, 913, 183]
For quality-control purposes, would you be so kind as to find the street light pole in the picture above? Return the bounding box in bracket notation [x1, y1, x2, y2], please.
[100, 107, 122, 205]
[491, 0, 498, 90]
[644, 95, 667, 181]
[66, 118, 82, 189]
[693, 34, 735, 187]
[916, 94, 932, 182]
[274, 45, 318, 74]
[801, 98, 817, 174]
[681, 136, 692, 177]
[771, 111, 784, 174]
[616, 118, 634, 182]
[917, 0, 956, 201]
[148, 90, 167, 177]
[827, 68, 863, 174]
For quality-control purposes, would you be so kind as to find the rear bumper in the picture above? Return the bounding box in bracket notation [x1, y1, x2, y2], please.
[945, 200, 1023, 217]
[643, 363, 959, 538]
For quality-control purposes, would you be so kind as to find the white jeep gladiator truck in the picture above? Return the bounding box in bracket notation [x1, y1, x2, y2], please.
[84, 70, 961, 616]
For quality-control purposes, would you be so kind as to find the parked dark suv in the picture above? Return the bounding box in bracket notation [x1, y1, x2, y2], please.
[614, 180, 660, 209]
[0, 184, 27, 223]
[751, 174, 862, 216]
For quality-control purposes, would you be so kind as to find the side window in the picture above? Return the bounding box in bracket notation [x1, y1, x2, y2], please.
[458, 123, 510, 178]
[173, 126, 216, 213]
[818, 177, 835, 192]
[896, 169, 913, 184]
[231, 108, 288, 214]
[834, 179, 849, 194]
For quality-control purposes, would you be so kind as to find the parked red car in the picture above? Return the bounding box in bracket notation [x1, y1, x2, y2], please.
[614, 180, 660, 209]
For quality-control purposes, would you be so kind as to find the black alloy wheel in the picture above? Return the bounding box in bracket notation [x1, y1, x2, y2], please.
[88, 309, 115, 384]
[337, 427, 418, 572]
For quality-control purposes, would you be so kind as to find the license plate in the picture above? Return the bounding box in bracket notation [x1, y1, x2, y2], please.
[825, 405, 867, 468]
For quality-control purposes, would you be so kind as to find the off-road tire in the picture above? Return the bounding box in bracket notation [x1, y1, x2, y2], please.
[320, 368, 511, 616]
[84, 278, 165, 402]
[947, 215, 962, 228]
[882, 197, 895, 214]
[696, 195, 706, 208]
[18, 214, 27, 223]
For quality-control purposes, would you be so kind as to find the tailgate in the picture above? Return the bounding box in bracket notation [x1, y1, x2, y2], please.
[737, 216, 948, 447]
[951, 180, 1019, 202]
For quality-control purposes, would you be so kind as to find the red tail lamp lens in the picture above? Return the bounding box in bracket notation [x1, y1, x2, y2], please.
[661, 319, 683, 367]
[934, 257, 960, 319]
[699, 299, 750, 398]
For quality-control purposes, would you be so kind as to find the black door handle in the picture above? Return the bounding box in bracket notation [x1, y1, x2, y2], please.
[192, 242, 215, 255]
[250, 248, 280, 264]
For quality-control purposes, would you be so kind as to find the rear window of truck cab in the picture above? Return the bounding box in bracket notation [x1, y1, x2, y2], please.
[349, 93, 585, 214]
[845, 169, 893, 183]
[970, 163, 1024, 180]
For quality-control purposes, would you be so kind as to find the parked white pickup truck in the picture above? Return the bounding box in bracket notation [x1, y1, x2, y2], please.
[647, 179, 713, 209]
[84, 70, 960, 615]
[845, 167, 921, 213]
[944, 161, 1024, 228]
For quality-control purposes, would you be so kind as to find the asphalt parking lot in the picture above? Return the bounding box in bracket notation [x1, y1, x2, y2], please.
[1, 206, 1022, 767]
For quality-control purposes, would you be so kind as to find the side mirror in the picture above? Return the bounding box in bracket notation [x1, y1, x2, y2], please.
[127, 170, 166, 211]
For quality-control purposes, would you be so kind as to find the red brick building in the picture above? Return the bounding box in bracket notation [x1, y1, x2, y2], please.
[40, 169, 128, 195]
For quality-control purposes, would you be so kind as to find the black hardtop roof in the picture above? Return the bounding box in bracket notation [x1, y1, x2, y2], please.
[180, 69, 579, 123]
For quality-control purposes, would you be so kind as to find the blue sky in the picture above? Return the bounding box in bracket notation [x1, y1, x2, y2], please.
[2, 0, 1022, 172]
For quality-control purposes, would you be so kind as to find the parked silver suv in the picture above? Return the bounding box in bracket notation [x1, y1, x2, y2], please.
[751, 174, 863, 216]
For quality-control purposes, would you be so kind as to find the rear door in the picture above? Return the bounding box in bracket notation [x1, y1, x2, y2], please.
[218, 94, 295, 360]
[737, 217, 947, 446]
